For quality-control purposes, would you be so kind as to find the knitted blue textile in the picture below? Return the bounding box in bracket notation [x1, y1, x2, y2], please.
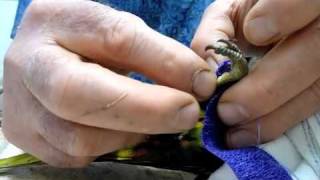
[12, 0, 213, 46]
[202, 61, 292, 180]
[12, 1, 291, 179]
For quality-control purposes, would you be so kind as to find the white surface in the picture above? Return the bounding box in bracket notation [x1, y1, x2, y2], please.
[209, 112, 320, 180]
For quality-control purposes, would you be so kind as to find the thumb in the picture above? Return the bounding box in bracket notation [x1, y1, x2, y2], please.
[244, 0, 320, 46]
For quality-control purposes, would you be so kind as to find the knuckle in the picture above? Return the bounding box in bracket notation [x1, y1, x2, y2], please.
[37, 114, 96, 157]
[24, 48, 50, 91]
[13, 0, 56, 37]
[3, 40, 27, 71]
[203, 2, 218, 17]
[65, 129, 95, 157]
[24, 48, 78, 118]
[49, 64, 98, 119]
[48, 68, 76, 115]
[2, 118, 18, 145]
[26, 0, 56, 20]
[3, 47, 18, 73]
[102, 11, 144, 60]
[25, 48, 65, 101]
[190, 38, 203, 55]
[27, 0, 49, 16]
[204, 0, 235, 17]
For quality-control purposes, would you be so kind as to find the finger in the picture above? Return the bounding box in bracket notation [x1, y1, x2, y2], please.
[226, 78, 320, 148]
[191, 0, 267, 64]
[23, 46, 199, 134]
[37, 110, 144, 156]
[26, 0, 215, 99]
[191, 0, 236, 63]
[218, 17, 320, 126]
[244, 0, 320, 46]
[4, 130, 95, 168]
[2, 90, 94, 168]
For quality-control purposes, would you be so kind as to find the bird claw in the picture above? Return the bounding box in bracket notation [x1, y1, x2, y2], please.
[205, 39, 249, 87]
[216, 39, 242, 53]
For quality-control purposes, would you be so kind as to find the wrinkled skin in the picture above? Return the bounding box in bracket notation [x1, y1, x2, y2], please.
[192, 0, 320, 148]
[4, 0, 320, 168]
[3, 0, 216, 167]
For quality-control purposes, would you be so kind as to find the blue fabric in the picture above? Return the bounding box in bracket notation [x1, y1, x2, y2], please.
[202, 61, 292, 180]
[11, 0, 32, 38]
[12, 0, 213, 46]
[12, 0, 292, 179]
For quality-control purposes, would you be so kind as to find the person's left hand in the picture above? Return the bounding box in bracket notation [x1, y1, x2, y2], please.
[191, 0, 320, 148]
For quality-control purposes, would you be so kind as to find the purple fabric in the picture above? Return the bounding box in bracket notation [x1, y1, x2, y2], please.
[202, 61, 292, 180]
[215, 60, 232, 77]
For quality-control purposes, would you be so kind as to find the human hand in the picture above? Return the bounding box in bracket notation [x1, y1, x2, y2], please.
[3, 0, 216, 167]
[192, 0, 320, 148]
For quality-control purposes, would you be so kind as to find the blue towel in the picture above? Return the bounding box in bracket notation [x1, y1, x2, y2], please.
[12, 0, 293, 179]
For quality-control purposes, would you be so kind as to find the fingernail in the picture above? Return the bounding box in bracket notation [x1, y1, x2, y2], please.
[179, 103, 200, 130]
[218, 103, 250, 125]
[192, 70, 216, 99]
[227, 129, 257, 148]
[246, 17, 278, 44]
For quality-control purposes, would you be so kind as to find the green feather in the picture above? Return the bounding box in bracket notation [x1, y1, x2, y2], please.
[0, 153, 40, 169]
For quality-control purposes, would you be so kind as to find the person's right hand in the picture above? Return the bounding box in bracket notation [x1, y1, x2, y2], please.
[3, 0, 215, 167]
[192, 0, 320, 149]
